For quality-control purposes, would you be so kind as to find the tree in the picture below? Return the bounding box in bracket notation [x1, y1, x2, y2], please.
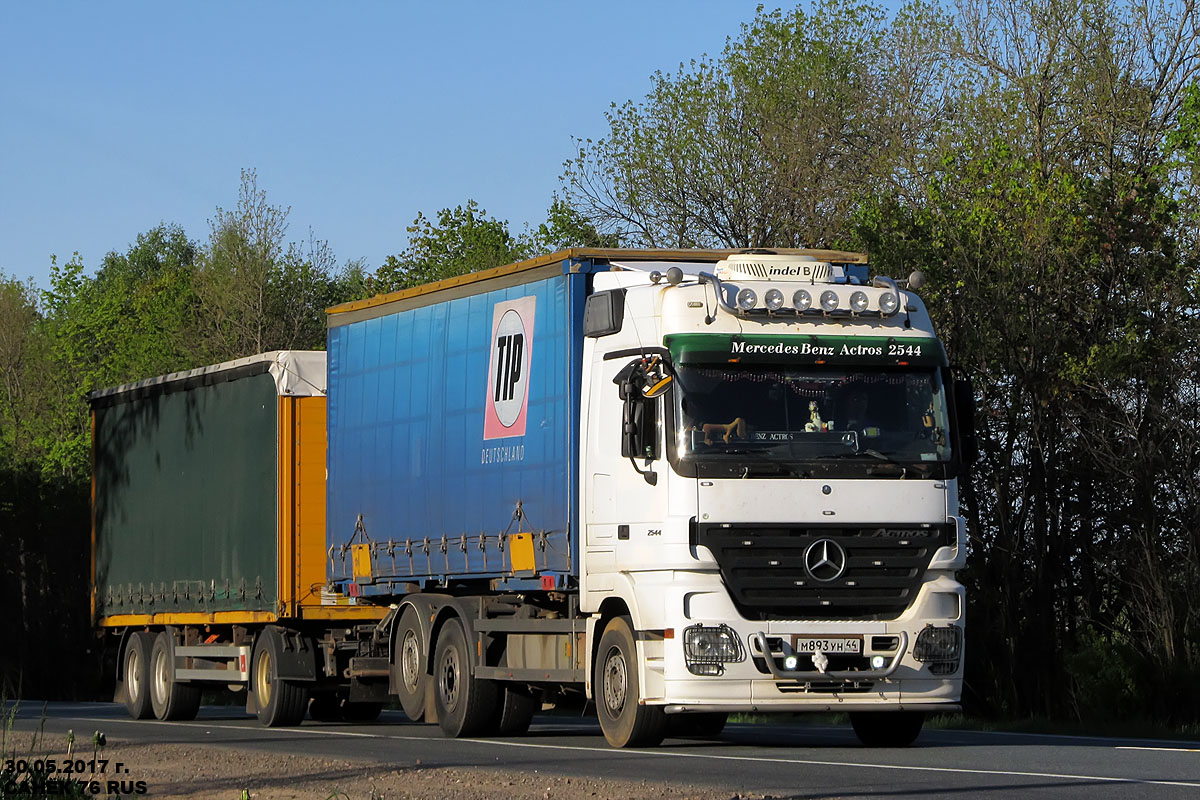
[561, 0, 958, 248]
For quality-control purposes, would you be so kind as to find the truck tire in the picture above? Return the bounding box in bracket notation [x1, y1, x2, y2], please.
[595, 616, 666, 748]
[433, 618, 498, 737]
[122, 631, 155, 720]
[252, 633, 308, 727]
[394, 605, 427, 722]
[492, 685, 538, 736]
[149, 632, 200, 721]
[669, 712, 727, 738]
[850, 711, 925, 747]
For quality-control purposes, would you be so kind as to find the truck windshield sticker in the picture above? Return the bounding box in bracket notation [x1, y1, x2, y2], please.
[484, 296, 536, 440]
[665, 334, 947, 367]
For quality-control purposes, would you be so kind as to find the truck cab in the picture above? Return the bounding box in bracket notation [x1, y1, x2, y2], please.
[579, 251, 974, 746]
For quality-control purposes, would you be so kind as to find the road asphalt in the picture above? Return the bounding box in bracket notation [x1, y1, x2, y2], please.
[7, 703, 1199, 799]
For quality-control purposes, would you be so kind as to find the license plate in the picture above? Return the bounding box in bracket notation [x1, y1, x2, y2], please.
[792, 635, 862, 654]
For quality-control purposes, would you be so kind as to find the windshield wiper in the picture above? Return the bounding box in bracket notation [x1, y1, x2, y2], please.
[815, 449, 933, 477]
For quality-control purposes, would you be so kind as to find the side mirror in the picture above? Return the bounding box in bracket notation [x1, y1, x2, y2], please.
[584, 289, 626, 338]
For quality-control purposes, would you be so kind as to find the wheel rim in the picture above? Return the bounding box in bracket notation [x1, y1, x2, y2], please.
[126, 647, 142, 702]
[602, 645, 628, 717]
[256, 650, 273, 707]
[153, 646, 169, 705]
[401, 630, 421, 694]
[438, 645, 460, 712]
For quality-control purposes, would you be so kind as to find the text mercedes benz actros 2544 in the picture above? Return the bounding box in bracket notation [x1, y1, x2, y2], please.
[94, 248, 976, 748]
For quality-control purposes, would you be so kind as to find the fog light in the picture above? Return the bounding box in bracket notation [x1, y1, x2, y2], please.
[871, 655, 887, 669]
[914, 625, 962, 661]
[820, 290, 839, 312]
[684, 624, 746, 676]
[765, 288, 784, 311]
[783, 654, 799, 671]
[850, 291, 869, 313]
[736, 288, 758, 310]
[793, 289, 812, 311]
[879, 291, 900, 316]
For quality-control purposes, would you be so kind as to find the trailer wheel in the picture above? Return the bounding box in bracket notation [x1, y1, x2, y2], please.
[394, 605, 427, 721]
[492, 685, 538, 736]
[849, 711, 925, 747]
[433, 618, 498, 737]
[149, 632, 200, 721]
[668, 712, 727, 738]
[122, 632, 155, 720]
[595, 616, 665, 748]
[252, 633, 307, 727]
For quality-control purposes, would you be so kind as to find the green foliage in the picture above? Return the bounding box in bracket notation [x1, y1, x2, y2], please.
[372, 197, 615, 294]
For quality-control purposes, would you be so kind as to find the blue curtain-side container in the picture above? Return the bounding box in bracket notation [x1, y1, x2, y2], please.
[326, 267, 589, 593]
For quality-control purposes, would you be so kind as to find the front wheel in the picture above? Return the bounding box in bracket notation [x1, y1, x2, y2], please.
[849, 711, 925, 747]
[149, 631, 200, 721]
[594, 616, 665, 748]
[252, 632, 308, 727]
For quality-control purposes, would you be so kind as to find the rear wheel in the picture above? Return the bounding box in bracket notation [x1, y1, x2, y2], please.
[492, 685, 538, 735]
[253, 633, 308, 727]
[394, 606, 427, 722]
[122, 632, 155, 720]
[849, 711, 925, 747]
[149, 631, 200, 721]
[594, 616, 665, 748]
[433, 619, 498, 737]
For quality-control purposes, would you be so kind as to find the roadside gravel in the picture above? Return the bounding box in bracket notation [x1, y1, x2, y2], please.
[6, 735, 779, 799]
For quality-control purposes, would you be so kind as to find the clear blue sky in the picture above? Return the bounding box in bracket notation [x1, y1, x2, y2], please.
[1, 1, 771, 290]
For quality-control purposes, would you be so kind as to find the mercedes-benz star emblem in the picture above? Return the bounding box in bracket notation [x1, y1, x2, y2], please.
[804, 539, 847, 582]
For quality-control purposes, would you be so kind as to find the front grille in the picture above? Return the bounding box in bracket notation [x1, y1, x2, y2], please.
[694, 523, 951, 620]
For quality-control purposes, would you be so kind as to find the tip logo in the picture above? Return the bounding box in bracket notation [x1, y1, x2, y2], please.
[484, 296, 535, 440]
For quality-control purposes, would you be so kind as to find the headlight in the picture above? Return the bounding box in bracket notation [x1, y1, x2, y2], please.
[879, 291, 900, 316]
[820, 290, 839, 312]
[792, 289, 812, 311]
[736, 288, 758, 310]
[850, 290, 869, 313]
[764, 288, 784, 311]
[683, 624, 746, 676]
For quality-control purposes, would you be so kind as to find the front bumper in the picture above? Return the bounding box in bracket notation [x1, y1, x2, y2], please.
[637, 571, 964, 712]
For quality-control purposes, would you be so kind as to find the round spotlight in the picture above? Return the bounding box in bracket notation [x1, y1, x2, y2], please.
[850, 291, 869, 313]
[820, 290, 839, 312]
[736, 288, 758, 310]
[871, 655, 887, 669]
[765, 288, 785, 311]
[879, 291, 900, 316]
[666, 267, 684, 285]
[783, 655, 799, 671]
[792, 289, 812, 311]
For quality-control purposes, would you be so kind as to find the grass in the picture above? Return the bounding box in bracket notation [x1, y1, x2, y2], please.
[1, 695, 98, 799]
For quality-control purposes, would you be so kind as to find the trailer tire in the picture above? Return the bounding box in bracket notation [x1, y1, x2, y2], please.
[595, 616, 665, 748]
[149, 632, 200, 721]
[252, 633, 308, 727]
[492, 686, 538, 736]
[849, 711, 925, 747]
[669, 712, 727, 738]
[433, 619, 498, 737]
[122, 632, 155, 720]
[394, 605, 427, 722]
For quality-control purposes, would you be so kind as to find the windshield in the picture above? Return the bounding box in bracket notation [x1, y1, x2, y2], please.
[673, 364, 952, 474]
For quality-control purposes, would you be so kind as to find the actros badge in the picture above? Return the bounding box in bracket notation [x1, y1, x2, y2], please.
[484, 296, 536, 440]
